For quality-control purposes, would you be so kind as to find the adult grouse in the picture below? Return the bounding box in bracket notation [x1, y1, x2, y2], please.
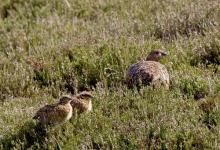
[126, 50, 169, 90]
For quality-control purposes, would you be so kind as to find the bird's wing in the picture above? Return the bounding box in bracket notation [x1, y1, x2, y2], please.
[139, 61, 161, 81]
[53, 104, 71, 118]
[33, 104, 56, 119]
[126, 62, 143, 83]
[71, 98, 85, 113]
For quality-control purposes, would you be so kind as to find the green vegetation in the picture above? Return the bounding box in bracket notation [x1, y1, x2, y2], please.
[0, 0, 220, 149]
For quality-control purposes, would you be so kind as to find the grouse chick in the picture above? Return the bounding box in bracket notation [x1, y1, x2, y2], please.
[71, 91, 94, 115]
[33, 96, 73, 126]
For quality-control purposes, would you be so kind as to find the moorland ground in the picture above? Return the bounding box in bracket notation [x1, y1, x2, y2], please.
[0, 0, 220, 149]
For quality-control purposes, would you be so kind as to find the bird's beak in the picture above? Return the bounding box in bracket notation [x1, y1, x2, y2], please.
[162, 51, 168, 56]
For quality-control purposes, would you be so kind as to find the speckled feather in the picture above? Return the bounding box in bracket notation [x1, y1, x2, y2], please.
[33, 101, 72, 125]
[126, 59, 169, 89]
[70, 97, 92, 114]
[70, 91, 93, 115]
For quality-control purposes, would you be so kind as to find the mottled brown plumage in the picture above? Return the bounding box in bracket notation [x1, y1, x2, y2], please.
[71, 91, 93, 115]
[33, 96, 73, 126]
[126, 50, 169, 90]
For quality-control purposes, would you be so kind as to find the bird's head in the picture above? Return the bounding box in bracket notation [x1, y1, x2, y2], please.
[146, 50, 168, 62]
[59, 96, 73, 104]
[76, 91, 94, 101]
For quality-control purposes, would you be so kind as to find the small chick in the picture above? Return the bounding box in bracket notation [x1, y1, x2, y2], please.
[126, 50, 169, 90]
[33, 96, 73, 126]
[71, 91, 94, 115]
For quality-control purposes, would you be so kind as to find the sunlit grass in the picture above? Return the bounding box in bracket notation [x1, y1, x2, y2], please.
[0, 0, 219, 149]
